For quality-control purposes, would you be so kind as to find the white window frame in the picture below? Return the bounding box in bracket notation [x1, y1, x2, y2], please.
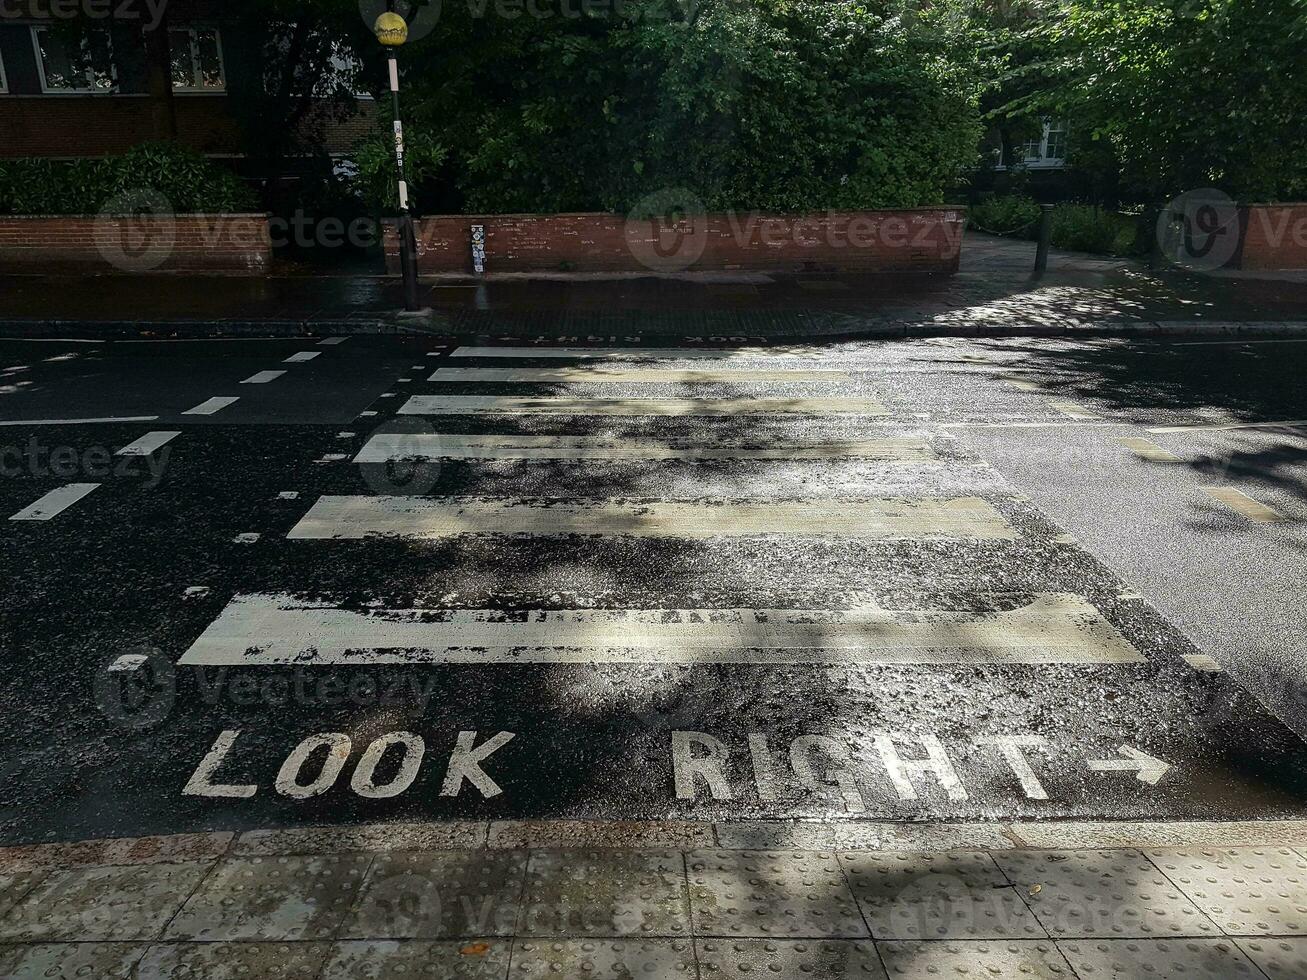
[31, 25, 118, 94]
[0, 46, 8, 94]
[170, 25, 226, 93]
[1021, 120, 1067, 169]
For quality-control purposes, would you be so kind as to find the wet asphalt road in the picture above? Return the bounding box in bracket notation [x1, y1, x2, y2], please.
[3, 333, 1307, 844]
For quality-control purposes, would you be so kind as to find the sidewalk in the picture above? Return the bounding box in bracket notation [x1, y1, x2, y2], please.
[3, 820, 1307, 978]
[2, 234, 1306, 340]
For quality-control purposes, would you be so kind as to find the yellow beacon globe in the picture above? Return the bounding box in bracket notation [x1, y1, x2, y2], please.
[374, 11, 409, 46]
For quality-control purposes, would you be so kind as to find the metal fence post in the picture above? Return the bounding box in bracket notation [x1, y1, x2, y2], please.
[1033, 204, 1055, 275]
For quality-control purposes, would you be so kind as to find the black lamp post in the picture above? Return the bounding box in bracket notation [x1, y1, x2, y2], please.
[375, 10, 421, 311]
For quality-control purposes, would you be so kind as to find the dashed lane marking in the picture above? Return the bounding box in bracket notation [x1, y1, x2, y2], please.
[9, 482, 100, 521]
[178, 593, 1143, 667]
[353, 433, 936, 463]
[286, 495, 1017, 541]
[115, 431, 180, 456]
[0, 416, 158, 427]
[1117, 437, 1183, 463]
[318, 338, 348, 346]
[397, 395, 888, 417]
[427, 367, 852, 384]
[284, 351, 322, 364]
[241, 371, 286, 384]
[1149, 419, 1307, 433]
[1049, 400, 1100, 420]
[450, 346, 824, 360]
[1183, 654, 1223, 672]
[182, 397, 239, 416]
[1201, 486, 1288, 523]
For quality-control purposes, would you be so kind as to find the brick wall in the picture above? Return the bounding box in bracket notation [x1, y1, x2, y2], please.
[0, 215, 272, 273]
[1235, 205, 1307, 270]
[384, 209, 965, 275]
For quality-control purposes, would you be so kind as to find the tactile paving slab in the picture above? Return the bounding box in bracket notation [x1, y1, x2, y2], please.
[994, 849, 1216, 938]
[1058, 938, 1262, 979]
[520, 850, 689, 937]
[878, 940, 1072, 978]
[698, 939, 887, 978]
[339, 850, 525, 938]
[1148, 847, 1307, 935]
[135, 941, 331, 979]
[840, 851, 1043, 940]
[688, 850, 868, 938]
[1236, 937, 1307, 980]
[0, 861, 212, 941]
[321, 940, 510, 979]
[164, 855, 370, 941]
[0, 942, 146, 979]
[509, 939, 696, 977]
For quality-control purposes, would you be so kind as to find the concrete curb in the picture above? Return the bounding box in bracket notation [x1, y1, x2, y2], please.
[8, 820, 1307, 868]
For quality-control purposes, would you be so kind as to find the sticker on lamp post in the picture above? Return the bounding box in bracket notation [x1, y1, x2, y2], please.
[471, 224, 486, 274]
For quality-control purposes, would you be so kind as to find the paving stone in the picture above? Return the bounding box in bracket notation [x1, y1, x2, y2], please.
[1058, 938, 1262, 979]
[489, 819, 714, 850]
[510, 939, 696, 978]
[0, 861, 213, 941]
[340, 850, 525, 938]
[879, 940, 1072, 978]
[0, 833, 232, 872]
[520, 850, 689, 937]
[134, 942, 332, 979]
[1148, 847, 1307, 935]
[233, 822, 487, 855]
[840, 851, 1042, 940]
[994, 849, 1215, 938]
[164, 855, 371, 941]
[0, 872, 43, 919]
[688, 850, 867, 939]
[716, 822, 1014, 852]
[1236, 937, 1307, 979]
[699, 939, 887, 978]
[322, 940, 510, 979]
[0, 942, 147, 979]
[1011, 821, 1307, 851]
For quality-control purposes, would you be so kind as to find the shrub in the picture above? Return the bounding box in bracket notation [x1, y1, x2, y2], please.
[0, 143, 256, 216]
[967, 194, 1040, 235]
[967, 194, 1147, 257]
[349, 128, 447, 213]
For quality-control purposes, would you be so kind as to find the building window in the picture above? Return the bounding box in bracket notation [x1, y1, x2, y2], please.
[1021, 120, 1068, 169]
[32, 26, 117, 93]
[0, 47, 8, 93]
[170, 26, 225, 92]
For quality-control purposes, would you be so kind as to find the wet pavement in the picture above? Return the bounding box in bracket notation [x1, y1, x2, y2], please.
[3, 333, 1307, 849]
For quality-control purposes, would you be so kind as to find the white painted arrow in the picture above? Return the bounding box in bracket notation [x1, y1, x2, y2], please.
[1087, 746, 1171, 785]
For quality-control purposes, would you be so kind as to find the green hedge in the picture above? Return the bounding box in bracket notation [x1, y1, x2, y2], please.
[0, 143, 257, 216]
[967, 195, 1147, 257]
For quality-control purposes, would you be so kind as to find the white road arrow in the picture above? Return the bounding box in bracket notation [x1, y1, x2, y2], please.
[1087, 746, 1171, 786]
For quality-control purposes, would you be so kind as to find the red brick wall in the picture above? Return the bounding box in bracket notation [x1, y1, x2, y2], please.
[384, 209, 965, 275]
[1235, 205, 1307, 270]
[0, 215, 272, 273]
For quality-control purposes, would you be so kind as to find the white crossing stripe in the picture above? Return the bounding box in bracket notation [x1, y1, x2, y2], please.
[1116, 437, 1182, 463]
[0, 416, 158, 427]
[354, 433, 936, 463]
[318, 337, 348, 346]
[398, 395, 887, 417]
[9, 482, 100, 521]
[242, 371, 286, 384]
[284, 351, 322, 364]
[451, 346, 824, 360]
[182, 397, 238, 416]
[179, 593, 1144, 667]
[428, 367, 851, 384]
[1201, 487, 1287, 523]
[1049, 400, 1099, 420]
[287, 495, 1016, 541]
[115, 431, 180, 456]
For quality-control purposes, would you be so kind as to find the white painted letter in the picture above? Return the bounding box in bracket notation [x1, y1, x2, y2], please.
[275, 733, 351, 800]
[671, 731, 732, 801]
[351, 732, 426, 799]
[790, 735, 865, 813]
[874, 733, 967, 802]
[976, 735, 1050, 800]
[440, 731, 515, 798]
[183, 730, 257, 798]
[748, 733, 779, 801]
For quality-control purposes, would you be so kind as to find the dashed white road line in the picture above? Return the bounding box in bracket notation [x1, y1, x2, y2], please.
[242, 371, 286, 384]
[318, 338, 348, 346]
[354, 433, 936, 463]
[9, 483, 100, 521]
[398, 395, 888, 417]
[115, 431, 180, 456]
[182, 397, 239, 416]
[428, 367, 852, 384]
[284, 351, 322, 364]
[1149, 419, 1307, 434]
[0, 416, 159, 427]
[1201, 487, 1287, 523]
[1117, 437, 1182, 463]
[286, 495, 1017, 541]
[179, 593, 1143, 667]
[451, 346, 824, 360]
[1049, 400, 1100, 420]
